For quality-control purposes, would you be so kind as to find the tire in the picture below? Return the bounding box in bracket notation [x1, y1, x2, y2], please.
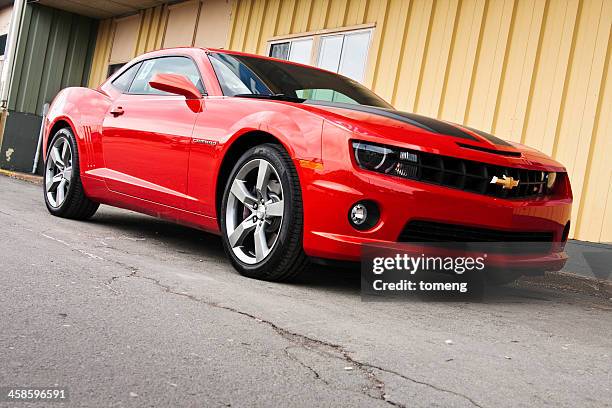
[220, 143, 309, 281]
[44, 127, 99, 220]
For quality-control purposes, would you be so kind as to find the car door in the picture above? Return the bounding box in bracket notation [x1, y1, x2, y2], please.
[101, 56, 204, 209]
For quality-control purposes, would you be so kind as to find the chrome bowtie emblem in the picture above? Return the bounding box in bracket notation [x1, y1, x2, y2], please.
[490, 175, 519, 190]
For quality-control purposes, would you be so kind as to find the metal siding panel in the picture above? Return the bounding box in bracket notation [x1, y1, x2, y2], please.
[61, 15, 94, 88]
[256, 0, 281, 54]
[554, 0, 608, 239]
[243, 0, 265, 53]
[326, 0, 348, 28]
[491, 0, 546, 142]
[464, 0, 515, 131]
[8, 4, 96, 114]
[194, 0, 233, 49]
[437, 0, 486, 122]
[87, 19, 114, 88]
[569, 0, 611, 241]
[393, 0, 434, 111]
[82, 19, 99, 87]
[413, 0, 460, 117]
[110, 14, 140, 63]
[147, 5, 165, 51]
[363, 0, 389, 88]
[522, 0, 579, 155]
[371, 0, 410, 102]
[292, 0, 312, 33]
[7, 5, 33, 111]
[37, 10, 71, 114]
[276, 0, 296, 36]
[17, 6, 53, 114]
[345, 0, 368, 26]
[307, 0, 330, 31]
[163, 0, 200, 48]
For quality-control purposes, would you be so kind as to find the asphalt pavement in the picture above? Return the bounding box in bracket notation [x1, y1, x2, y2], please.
[1, 175, 611, 407]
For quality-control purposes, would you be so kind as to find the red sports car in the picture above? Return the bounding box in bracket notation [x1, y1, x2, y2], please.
[42, 47, 572, 281]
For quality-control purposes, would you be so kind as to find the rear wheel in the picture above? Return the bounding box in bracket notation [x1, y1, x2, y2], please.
[220, 144, 308, 281]
[44, 128, 99, 220]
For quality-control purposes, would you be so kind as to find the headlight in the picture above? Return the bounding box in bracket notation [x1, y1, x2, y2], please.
[352, 141, 419, 179]
[352, 141, 397, 172]
[546, 172, 556, 189]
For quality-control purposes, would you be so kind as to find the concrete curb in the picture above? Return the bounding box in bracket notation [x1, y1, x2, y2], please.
[519, 271, 612, 299]
[0, 169, 43, 185]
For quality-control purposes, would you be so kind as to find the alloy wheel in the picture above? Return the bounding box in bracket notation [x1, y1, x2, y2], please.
[45, 136, 73, 208]
[225, 158, 284, 265]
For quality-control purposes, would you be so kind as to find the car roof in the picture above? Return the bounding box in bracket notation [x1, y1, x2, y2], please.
[137, 46, 335, 76]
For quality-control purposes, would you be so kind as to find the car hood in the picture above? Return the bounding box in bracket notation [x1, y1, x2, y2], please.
[297, 101, 565, 171]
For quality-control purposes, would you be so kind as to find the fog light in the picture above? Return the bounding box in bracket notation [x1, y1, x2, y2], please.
[348, 201, 380, 231]
[351, 204, 367, 225]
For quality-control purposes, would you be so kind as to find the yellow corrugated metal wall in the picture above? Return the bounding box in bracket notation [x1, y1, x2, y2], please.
[228, 0, 611, 243]
[88, 5, 168, 88]
[87, 1, 232, 87]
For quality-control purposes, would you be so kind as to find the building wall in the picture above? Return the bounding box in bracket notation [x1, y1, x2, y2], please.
[8, 4, 97, 115]
[0, 3, 97, 174]
[0, 6, 11, 33]
[227, 0, 611, 243]
[88, 0, 233, 88]
[0, 5, 14, 88]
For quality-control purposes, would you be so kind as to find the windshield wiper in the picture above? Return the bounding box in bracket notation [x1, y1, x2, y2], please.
[233, 93, 306, 103]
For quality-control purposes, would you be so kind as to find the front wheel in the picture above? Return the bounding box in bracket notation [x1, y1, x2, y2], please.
[220, 144, 309, 281]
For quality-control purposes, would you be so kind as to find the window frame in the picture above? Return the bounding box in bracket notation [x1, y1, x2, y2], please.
[266, 23, 375, 80]
[110, 62, 140, 91]
[0, 33, 8, 57]
[109, 54, 207, 97]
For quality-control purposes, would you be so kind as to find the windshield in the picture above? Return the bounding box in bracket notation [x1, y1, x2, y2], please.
[208, 52, 392, 108]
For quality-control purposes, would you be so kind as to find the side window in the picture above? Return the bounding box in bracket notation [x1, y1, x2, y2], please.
[208, 53, 272, 96]
[295, 88, 358, 104]
[128, 57, 205, 95]
[111, 62, 141, 92]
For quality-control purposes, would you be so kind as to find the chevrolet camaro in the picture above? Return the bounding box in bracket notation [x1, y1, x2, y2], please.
[42, 48, 572, 281]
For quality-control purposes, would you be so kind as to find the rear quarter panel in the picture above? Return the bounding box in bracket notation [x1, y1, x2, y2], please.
[44, 87, 112, 198]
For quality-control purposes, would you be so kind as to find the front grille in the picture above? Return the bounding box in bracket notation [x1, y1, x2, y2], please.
[399, 221, 554, 253]
[395, 150, 552, 199]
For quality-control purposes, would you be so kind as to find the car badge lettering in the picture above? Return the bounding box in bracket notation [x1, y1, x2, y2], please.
[193, 138, 217, 146]
[490, 175, 519, 190]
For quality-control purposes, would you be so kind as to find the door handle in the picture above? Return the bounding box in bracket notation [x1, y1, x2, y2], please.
[110, 107, 124, 117]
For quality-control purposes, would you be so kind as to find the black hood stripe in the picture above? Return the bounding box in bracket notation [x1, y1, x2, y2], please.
[305, 100, 512, 147]
[306, 100, 442, 134]
[391, 111, 479, 141]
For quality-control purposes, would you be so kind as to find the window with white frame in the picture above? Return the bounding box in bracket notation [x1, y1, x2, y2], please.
[268, 27, 373, 83]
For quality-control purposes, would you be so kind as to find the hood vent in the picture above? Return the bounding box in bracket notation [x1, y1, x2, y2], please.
[457, 143, 522, 157]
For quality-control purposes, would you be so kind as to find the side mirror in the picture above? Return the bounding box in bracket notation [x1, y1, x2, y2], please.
[148, 73, 202, 100]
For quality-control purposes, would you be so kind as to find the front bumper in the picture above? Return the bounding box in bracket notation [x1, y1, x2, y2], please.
[301, 166, 571, 272]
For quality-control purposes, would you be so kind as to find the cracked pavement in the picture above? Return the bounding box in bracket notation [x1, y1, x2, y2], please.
[1, 176, 611, 407]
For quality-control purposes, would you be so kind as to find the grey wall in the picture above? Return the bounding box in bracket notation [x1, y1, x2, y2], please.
[0, 3, 97, 173]
[8, 3, 97, 115]
[0, 111, 43, 173]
